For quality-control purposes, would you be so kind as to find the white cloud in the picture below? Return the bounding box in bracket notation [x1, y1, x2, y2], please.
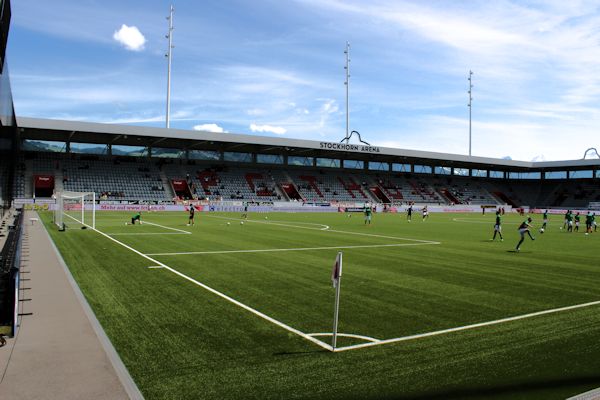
[193, 123, 226, 133]
[530, 154, 547, 162]
[113, 24, 146, 51]
[250, 123, 287, 135]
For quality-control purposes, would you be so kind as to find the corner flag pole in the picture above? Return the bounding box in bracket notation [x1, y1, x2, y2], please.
[331, 251, 343, 350]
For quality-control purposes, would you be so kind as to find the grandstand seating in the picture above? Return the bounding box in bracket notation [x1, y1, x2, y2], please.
[9, 151, 600, 208]
[62, 157, 166, 201]
[285, 169, 377, 203]
[430, 176, 499, 205]
[161, 162, 282, 202]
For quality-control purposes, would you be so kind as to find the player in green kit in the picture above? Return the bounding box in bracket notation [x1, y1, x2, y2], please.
[491, 210, 503, 241]
[515, 217, 535, 252]
[364, 204, 372, 225]
[566, 211, 574, 232]
[129, 212, 142, 225]
[574, 212, 581, 232]
[541, 209, 549, 230]
[562, 210, 570, 230]
[585, 212, 593, 233]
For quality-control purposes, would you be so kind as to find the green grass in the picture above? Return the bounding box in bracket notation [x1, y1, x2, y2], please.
[41, 210, 600, 399]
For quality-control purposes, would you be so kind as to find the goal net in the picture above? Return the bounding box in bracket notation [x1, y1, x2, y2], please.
[54, 191, 96, 229]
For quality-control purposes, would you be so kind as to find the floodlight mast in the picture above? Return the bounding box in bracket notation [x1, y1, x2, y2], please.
[468, 70, 473, 156]
[344, 42, 350, 145]
[165, 5, 174, 129]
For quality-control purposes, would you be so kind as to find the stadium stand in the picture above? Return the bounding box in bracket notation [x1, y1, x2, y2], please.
[8, 149, 600, 209]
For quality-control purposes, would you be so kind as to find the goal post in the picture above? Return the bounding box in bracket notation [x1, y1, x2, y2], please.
[54, 191, 96, 229]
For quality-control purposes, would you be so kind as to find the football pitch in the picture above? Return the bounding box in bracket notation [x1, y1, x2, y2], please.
[41, 210, 600, 399]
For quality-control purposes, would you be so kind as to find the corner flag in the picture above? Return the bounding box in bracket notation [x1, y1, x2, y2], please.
[331, 252, 342, 288]
[331, 252, 343, 350]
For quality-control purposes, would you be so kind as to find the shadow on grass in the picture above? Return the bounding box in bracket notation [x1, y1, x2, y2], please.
[385, 375, 600, 400]
[273, 349, 330, 357]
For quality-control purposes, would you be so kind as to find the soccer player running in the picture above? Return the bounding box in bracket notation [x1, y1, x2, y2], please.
[241, 202, 248, 219]
[492, 210, 503, 241]
[541, 209, 549, 230]
[586, 211, 593, 234]
[407, 204, 413, 222]
[188, 205, 195, 226]
[574, 212, 581, 232]
[562, 210, 570, 230]
[566, 210, 574, 232]
[130, 211, 141, 225]
[515, 217, 535, 252]
[422, 205, 429, 221]
[364, 203, 372, 225]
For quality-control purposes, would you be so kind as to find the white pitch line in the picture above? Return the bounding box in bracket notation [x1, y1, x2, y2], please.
[333, 299, 600, 353]
[326, 229, 440, 244]
[206, 214, 438, 244]
[452, 218, 519, 225]
[206, 215, 331, 231]
[145, 242, 439, 256]
[307, 332, 381, 343]
[62, 212, 333, 352]
[109, 232, 191, 236]
[147, 266, 164, 269]
[140, 220, 192, 234]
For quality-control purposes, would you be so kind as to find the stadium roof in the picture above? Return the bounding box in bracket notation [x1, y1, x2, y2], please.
[16, 116, 600, 171]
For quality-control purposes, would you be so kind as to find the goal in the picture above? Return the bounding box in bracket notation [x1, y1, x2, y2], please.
[54, 191, 96, 230]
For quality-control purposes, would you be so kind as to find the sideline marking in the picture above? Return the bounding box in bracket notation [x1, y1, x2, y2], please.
[332, 299, 600, 352]
[146, 242, 439, 256]
[147, 266, 164, 269]
[109, 232, 191, 236]
[62, 213, 333, 352]
[307, 333, 381, 343]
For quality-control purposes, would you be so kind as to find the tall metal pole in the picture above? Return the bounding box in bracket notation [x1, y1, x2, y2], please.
[344, 42, 350, 145]
[468, 70, 473, 156]
[165, 5, 174, 129]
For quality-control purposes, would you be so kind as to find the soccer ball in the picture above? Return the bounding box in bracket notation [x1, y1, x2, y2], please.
[227, 222, 231, 225]
[585, 232, 589, 236]
[265, 216, 268, 220]
[125, 222, 128, 225]
[539, 228, 544, 234]
[240, 221, 244, 225]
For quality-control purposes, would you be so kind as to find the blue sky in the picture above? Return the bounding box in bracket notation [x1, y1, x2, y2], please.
[7, 0, 600, 161]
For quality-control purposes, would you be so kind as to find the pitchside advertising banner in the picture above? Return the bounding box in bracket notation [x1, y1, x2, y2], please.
[11, 198, 546, 214]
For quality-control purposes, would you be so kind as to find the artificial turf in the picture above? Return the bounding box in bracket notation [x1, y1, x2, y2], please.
[40, 210, 600, 399]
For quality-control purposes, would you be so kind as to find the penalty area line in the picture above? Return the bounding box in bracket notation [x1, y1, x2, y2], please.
[205, 214, 438, 243]
[62, 213, 333, 352]
[332, 299, 600, 353]
[145, 242, 440, 256]
[139, 220, 192, 234]
[206, 215, 330, 230]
